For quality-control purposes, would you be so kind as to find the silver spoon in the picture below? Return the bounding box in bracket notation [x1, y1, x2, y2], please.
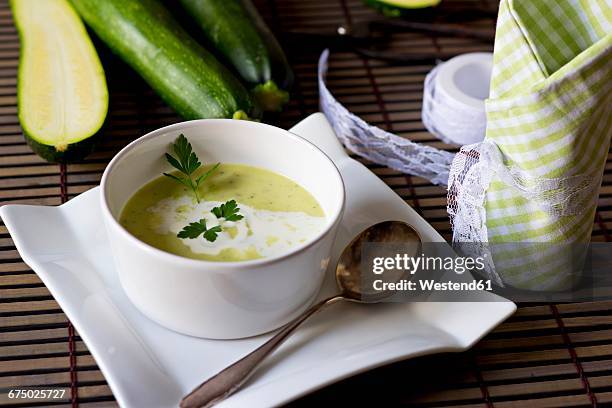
[180, 221, 422, 408]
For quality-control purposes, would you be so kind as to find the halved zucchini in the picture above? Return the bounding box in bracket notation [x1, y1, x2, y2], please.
[364, 0, 442, 16]
[11, 0, 108, 162]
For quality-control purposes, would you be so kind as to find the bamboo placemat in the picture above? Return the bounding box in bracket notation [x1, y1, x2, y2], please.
[1, 0, 611, 407]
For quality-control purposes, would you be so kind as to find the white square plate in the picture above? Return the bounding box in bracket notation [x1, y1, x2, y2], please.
[0, 113, 515, 408]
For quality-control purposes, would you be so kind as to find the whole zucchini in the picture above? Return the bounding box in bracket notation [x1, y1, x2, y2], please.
[179, 0, 294, 112]
[11, 0, 108, 163]
[70, 0, 255, 120]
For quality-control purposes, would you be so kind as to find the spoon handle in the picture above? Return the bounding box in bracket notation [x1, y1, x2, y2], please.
[180, 295, 345, 408]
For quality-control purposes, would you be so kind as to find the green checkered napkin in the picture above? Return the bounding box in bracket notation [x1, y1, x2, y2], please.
[450, 0, 612, 290]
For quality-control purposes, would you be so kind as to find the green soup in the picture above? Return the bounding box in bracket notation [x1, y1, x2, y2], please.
[120, 164, 325, 262]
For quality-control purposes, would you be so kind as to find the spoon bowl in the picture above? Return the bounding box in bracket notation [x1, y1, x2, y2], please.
[336, 221, 422, 302]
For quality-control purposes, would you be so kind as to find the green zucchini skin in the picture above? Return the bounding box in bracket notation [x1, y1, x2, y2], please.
[69, 0, 255, 120]
[24, 131, 103, 163]
[179, 0, 294, 111]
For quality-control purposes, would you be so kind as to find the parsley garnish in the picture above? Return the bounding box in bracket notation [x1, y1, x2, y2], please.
[163, 135, 244, 243]
[177, 200, 244, 243]
[163, 134, 219, 203]
[211, 200, 244, 222]
[177, 219, 223, 242]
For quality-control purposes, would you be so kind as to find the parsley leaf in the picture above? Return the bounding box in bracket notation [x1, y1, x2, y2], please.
[163, 134, 219, 203]
[211, 200, 244, 222]
[203, 225, 223, 242]
[177, 200, 243, 243]
[177, 219, 208, 239]
[177, 219, 223, 242]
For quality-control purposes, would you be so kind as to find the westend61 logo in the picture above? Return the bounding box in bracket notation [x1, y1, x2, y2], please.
[372, 253, 486, 275]
[368, 252, 494, 294]
[362, 243, 612, 302]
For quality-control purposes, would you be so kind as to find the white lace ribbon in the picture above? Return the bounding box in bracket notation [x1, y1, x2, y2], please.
[447, 140, 601, 286]
[421, 63, 488, 146]
[318, 49, 455, 186]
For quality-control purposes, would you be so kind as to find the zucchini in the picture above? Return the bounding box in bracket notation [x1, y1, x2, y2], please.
[69, 0, 255, 120]
[364, 0, 442, 16]
[11, 0, 108, 163]
[179, 0, 293, 112]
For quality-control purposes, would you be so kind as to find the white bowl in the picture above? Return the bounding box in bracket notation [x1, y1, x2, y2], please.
[100, 119, 345, 339]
